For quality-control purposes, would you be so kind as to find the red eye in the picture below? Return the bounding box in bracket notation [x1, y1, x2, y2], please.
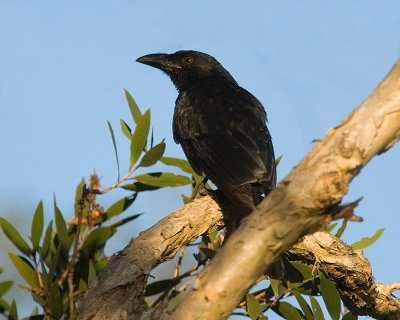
[183, 56, 194, 64]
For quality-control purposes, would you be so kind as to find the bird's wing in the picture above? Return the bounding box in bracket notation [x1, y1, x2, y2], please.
[173, 87, 276, 192]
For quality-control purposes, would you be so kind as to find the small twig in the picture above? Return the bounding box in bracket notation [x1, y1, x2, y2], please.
[100, 165, 137, 194]
[153, 263, 201, 306]
[174, 247, 185, 279]
[68, 192, 86, 319]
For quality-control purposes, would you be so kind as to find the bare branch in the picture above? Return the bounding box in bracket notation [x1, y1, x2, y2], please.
[78, 195, 223, 320]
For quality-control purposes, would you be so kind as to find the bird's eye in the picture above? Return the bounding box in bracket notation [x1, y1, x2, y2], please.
[183, 56, 194, 64]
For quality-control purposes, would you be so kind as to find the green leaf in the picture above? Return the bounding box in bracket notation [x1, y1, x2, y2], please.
[0, 281, 13, 297]
[120, 119, 132, 139]
[74, 178, 87, 216]
[40, 221, 53, 259]
[335, 219, 348, 239]
[139, 142, 166, 167]
[88, 259, 96, 284]
[110, 214, 142, 228]
[0, 217, 31, 256]
[290, 261, 314, 280]
[130, 109, 151, 168]
[78, 279, 88, 294]
[181, 194, 191, 204]
[54, 206, 69, 253]
[270, 279, 280, 297]
[133, 172, 192, 187]
[246, 293, 261, 320]
[48, 284, 63, 319]
[325, 222, 338, 233]
[160, 157, 194, 174]
[107, 195, 136, 218]
[81, 227, 115, 251]
[274, 302, 302, 320]
[124, 89, 142, 124]
[342, 311, 358, 320]
[352, 228, 384, 250]
[30, 306, 39, 316]
[47, 244, 61, 288]
[107, 121, 121, 180]
[293, 292, 314, 320]
[319, 271, 341, 320]
[121, 182, 160, 192]
[145, 279, 173, 296]
[275, 154, 283, 166]
[9, 300, 17, 320]
[31, 201, 44, 251]
[309, 296, 325, 320]
[9, 253, 39, 288]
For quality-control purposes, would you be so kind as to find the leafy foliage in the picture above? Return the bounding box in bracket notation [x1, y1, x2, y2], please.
[0, 90, 376, 319]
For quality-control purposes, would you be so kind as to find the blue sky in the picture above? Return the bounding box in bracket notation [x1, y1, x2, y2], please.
[0, 1, 399, 318]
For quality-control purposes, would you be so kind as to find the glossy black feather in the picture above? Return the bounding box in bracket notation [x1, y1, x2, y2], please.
[137, 50, 276, 225]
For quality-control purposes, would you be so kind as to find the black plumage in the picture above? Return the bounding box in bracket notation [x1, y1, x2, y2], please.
[137, 50, 276, 228]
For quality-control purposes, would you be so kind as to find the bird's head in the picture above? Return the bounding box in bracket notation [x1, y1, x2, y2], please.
[136, 50, 236, 91]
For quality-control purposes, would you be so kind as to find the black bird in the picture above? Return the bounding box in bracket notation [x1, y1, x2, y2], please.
[137, 50, 276, 229]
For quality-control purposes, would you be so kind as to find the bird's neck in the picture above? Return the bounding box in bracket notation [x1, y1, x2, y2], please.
[174, 73, 238, 93]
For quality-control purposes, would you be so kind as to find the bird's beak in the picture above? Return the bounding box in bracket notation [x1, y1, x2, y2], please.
[136, 53, 181, 72]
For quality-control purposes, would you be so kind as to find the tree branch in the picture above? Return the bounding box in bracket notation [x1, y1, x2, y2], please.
[79, 59, 400, 320]
[78, 195, 223, 320]
[288, 232, 400, 319]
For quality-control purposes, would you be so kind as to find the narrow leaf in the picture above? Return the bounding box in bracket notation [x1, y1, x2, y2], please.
[275, 154, 283, 166]
[139, 142, 166, 167]
[309, 296, 325, 320]
[107, 195, 136, 218]
[124, 89, 142, 124]
[274, 302, 302, 320]
[290, 261, 314, 279]
[246, 293, 261, 320]
[47, 244, 62, 288]
[133, 172, 192, 187]
[9, 253, 39, 288]
[293, 292, 314, 320]
[352, 228, 384, 250]
[74, 178, 86, 217]
[54, 206, 69, 253]
[110, 214, 142, 228]
[9, 300, 17, 320]
[342, 311, 358, 320]
[270, 279, 280, 297]
[145, 279, 173, 296]
[31, 201, 44, 251]
[121, 182, 160, 192]
[130, 109, 151, 168]
[107, 121, 121, 179]
[319, 271, 341, 320]
[0, 217, 30, 256]
[160, 156, 194, 174]
[40, 220, 53, 259]
[78, 279, 88, 294]
[88, 259, 96, 284]
[325, 222, 338, 233]
[48, 284, 63, 319]
[120, 119, 132, 139]
[0, 281, 13, 297]
[81, 227, 115, 251]
[335, 219, 348, 239]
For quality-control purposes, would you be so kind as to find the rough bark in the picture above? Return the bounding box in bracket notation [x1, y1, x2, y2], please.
[78, 195, 223, 320]
[288, 232, 400, 319]
[79, 59, 400, 320]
